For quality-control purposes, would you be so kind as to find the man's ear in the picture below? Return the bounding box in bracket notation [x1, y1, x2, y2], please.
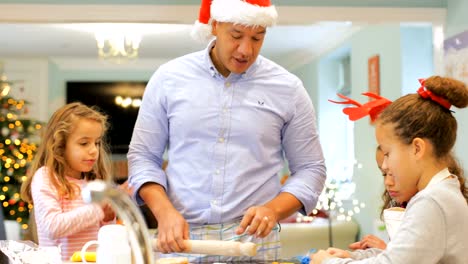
[412, 137, 426, 159]
[211, 20, 218, 36]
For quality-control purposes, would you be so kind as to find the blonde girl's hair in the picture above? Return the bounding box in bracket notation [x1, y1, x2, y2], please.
[378, 76, 468, 203]
[21, 102, 112, 203]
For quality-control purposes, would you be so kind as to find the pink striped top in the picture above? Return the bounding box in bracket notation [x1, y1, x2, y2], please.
[31, 166, 111, 260]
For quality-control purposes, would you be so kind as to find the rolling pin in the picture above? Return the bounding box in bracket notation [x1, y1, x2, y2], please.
[152, 239, 257, 256]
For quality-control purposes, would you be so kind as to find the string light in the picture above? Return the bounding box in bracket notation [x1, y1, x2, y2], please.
[295, 179, 366, 223]
[0, 63, 42, 231]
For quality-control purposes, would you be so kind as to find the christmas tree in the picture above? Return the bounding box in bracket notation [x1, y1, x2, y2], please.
[0, 65, 42, 231]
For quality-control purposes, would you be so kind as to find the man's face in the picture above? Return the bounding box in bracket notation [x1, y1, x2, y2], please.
[210, 21, 266, 77]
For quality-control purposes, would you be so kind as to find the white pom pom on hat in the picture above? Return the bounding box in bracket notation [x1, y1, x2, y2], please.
[190, 0, 278, 43]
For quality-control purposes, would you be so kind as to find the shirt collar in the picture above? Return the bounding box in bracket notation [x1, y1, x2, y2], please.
[203, 39, 260, 80]
[203, 39, 220, 78]
[426, 167, 452, 189]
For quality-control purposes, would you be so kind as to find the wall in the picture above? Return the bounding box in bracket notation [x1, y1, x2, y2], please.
[351, 24, 434, 238]
[294, 23, 435, 238]
[446, 0, 467, 37]
[290, 24, 401, 238]
[291, 51, 354, 178]
[400, 26, 434, 95]
[316, 47, 355, 185]
[292, 63, 319, 114]
[349, 24, 403, 238]
[446, 0, 468, 173]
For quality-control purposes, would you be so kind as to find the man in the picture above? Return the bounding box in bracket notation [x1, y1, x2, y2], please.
[128, 0, 326, 261]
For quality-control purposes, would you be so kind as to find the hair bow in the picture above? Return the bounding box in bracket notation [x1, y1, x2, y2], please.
[417, 78, 451, 110]
[328, 93, 392, 122]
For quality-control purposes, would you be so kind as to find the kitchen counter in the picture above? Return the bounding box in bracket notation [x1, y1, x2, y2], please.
[5, 218, 358, 263]
[64, 260, 302, 264]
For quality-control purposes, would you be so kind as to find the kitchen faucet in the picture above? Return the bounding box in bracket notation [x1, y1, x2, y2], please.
[82, 180, 155, 264]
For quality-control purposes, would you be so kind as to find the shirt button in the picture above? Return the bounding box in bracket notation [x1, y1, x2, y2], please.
[218, 137, 225, 143]
[223, 107, 228, 113]
[211, 200, 217, 205]
[225, 82, 231, 88]
[215, 169, 220, 175]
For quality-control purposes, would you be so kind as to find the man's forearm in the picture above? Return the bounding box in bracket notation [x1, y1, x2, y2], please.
[263, 192, 302, 221]
[139, 182, 175, 220]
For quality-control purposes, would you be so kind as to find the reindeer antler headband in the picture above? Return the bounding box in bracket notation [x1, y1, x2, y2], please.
[329, 78, 454, 121]
[328, 92, 392, 122]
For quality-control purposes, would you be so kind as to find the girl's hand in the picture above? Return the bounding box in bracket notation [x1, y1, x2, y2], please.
[310, 250, 333, 264]
[326, 247, 351, 258]
[100, 202, 116, 222]
[348, 234, 387, 250]
[119, 180, 134, 196]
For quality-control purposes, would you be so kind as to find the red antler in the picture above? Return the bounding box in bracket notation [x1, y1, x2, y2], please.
[328, 93, 362, 107]
[329, 93, 392, 122]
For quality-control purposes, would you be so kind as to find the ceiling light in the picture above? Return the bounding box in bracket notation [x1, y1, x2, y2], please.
[115, 96, 141, 108]
[95, 32, 141, 64]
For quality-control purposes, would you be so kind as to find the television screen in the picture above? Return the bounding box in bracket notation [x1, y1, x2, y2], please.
[66, 81, 146, 154]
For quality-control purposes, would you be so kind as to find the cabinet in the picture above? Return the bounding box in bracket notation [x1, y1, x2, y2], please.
[280, 219, 359, 258]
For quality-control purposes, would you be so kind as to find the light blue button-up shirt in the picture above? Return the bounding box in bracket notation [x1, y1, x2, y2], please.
[128, 41, 326, 225]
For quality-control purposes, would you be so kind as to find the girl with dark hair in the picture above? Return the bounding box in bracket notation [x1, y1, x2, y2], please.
[312, 76, 468, 263]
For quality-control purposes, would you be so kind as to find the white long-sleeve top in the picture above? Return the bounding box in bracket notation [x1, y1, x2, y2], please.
[324, 168, 468, 264]
[31, 166, 107, 260]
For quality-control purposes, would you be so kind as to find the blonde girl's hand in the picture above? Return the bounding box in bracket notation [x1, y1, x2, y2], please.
[348, 234, 387, 250]
[100, 202, 116, 222]
[326, 247, 351, 258]
[310, 250, 333, 264]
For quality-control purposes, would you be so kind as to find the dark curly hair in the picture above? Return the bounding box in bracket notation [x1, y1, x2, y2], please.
[378, 76, 468, 203]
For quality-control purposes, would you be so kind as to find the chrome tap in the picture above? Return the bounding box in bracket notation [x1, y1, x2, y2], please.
[82, 180, 154, 264]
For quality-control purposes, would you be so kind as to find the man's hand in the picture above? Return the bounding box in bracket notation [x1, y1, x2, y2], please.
[139, 183, 189, 253]
[155, 208, 189, 253]
[236, 206, 277, 238]
[236, 193, 303, 238]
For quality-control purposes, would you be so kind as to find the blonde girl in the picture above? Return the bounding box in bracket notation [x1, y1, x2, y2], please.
[21, 102, 116, 260]
[312, 76, 468, 263]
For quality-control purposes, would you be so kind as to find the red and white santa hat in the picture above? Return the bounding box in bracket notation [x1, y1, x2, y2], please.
[191, 0, 278, 43]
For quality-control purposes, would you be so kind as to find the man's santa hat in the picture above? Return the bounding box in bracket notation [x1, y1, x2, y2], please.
[191, 0, 278, 43]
